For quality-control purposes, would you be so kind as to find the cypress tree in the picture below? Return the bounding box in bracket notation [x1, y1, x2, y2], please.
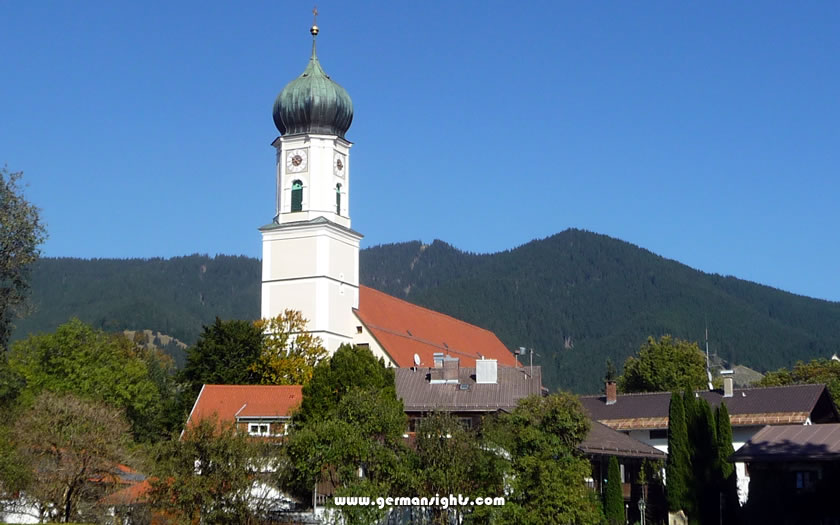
[716, 402, 739, 523]
[666, 392, 690, 512]
[695, 399, 719, 525]
[604, 455, 624, 525]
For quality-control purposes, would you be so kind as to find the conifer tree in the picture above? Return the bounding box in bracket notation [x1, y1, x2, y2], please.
[604, 456, 624, 525]
[695, 399, 719, 525]
[666, 392, 690, 512]
[716, 402, 738, 523]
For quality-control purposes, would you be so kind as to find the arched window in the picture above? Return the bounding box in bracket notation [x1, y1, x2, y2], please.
[291, 180, 303, 212]
[335, 183, 342, 215]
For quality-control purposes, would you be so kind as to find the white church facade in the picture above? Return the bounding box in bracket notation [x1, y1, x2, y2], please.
[259, 21, 517, 370]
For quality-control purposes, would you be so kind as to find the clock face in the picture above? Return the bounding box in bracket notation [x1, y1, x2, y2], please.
[285, 149, 308, 173]
[333, 153, 346, 177]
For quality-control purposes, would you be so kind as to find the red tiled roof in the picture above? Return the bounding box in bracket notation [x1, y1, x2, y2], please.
[100, 478, 153, 505]
[355, 285, 517, 368]
[186, 385, 303, 428]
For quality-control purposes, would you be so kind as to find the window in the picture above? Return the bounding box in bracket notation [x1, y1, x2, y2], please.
[335, 183, 342, 215]
[291, 180, 303, 212]
[649, 429, 668, 440]
[248, 423, 270, 436]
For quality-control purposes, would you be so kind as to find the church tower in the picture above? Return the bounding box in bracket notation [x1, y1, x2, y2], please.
[260, 19, 361, 353]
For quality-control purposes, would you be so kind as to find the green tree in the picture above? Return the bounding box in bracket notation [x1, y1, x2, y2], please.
[414, 413, 506, 525]
[618, 335, 707, 393]
[249, 310, 327, 386]
[666, 392, 690, 513]
[715, 402, 738, 523]
[604, 456, 623, 525]
[13, 391, 133, 523]
[0, 166, 47, 350]
[759, 358, 840, 408]
[150, 417, 275, 524]
[282, 388, 411, 524]
[293, 344, 395, 425]
[489, 393, 601, 525]
[179, 317, 263, 397]
[9, 319, 170, 442]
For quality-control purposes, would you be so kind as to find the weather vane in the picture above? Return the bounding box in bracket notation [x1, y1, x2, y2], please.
[311, 5, 319, 36]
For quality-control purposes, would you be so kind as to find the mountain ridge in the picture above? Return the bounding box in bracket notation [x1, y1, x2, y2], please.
[15, 229, 840, 393]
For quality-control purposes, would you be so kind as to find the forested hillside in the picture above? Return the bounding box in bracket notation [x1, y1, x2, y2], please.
[16, 230, 840, 392]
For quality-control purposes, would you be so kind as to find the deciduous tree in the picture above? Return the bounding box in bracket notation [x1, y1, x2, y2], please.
[293, 344, 395, 425]
[150, 417, 276, 524]
[249, 310, 327, 386]
[0, 166, 46, 350]
[14, 391, 133, 523]
[9, 319, 171, 442]
[619, 335, 707, 393]
[489, 393, 601, 525]
[759, 358, 840, 409]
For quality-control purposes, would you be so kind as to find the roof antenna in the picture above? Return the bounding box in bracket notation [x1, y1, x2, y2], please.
[705, 316, 713, 391]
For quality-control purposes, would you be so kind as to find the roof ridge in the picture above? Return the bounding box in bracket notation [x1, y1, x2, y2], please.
[580, 383, 827, 399]
[359, 285, 500, 338]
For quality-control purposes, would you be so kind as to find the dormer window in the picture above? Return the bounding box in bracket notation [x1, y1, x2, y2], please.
[248, 423, 270, 436]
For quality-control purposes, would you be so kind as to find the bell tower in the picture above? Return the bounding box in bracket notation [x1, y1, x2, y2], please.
[259, 18, 362, 353]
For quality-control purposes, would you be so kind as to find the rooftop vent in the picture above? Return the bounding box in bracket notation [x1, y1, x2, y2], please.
[459, 384, 470, 391]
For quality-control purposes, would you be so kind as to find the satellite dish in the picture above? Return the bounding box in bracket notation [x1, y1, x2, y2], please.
[414, 353, 421, 366]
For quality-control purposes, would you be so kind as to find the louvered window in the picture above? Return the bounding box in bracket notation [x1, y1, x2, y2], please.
[291, 180, 303, 212]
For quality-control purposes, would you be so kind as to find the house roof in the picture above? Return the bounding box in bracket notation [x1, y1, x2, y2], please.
[355, 285, 517, 368]
[580, 384, 837, 430]
[186, 384, 303, 428]
[580, 421, 666, 459]
[395, 365, 541, 412]
[100, 479, 153, 506]
[732, 423, 840, 462]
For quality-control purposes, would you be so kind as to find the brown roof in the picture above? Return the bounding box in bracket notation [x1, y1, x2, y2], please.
[355, 285, 517, 368]
[186, 384, 303, 428]
[395, 366, 542, 412]
[580, 384, 837, 430]
[732, 423, 840, 462]
[580, 421, 666, 459]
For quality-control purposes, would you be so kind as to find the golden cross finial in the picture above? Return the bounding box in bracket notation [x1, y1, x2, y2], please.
[310, 5, 320, 36]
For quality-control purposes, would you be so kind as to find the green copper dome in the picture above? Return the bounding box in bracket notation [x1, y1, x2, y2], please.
[273, 33, 353, 139]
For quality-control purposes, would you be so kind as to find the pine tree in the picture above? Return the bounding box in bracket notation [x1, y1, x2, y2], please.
[604, 456, 624, 525]
[666, 393, 690, 512]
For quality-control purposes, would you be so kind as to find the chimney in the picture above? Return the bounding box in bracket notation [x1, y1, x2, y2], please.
[476, 358, 498, 384]
[605, 381, 617, 405]
[433, 352, 444, 368]
[442, 357, 459, 382]
[721, 369, 734, 398]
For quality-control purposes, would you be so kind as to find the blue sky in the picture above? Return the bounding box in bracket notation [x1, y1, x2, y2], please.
[3, 1, 839, 301]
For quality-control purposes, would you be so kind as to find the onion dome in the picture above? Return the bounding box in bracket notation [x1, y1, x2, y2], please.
[273, 25, 353, 138]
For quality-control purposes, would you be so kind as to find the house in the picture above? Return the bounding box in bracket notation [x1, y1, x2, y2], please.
[394, 357, 542, 433]
[185, 384, 303, 437]
[731, 423, 840, 523]
[580, 421, 667, 525]
[579, 379, 840, 502]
